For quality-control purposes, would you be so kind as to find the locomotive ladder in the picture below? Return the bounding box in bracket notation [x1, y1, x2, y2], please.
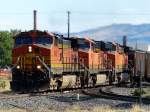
[128, 62, 134, 84]
[78, 59, 90, 86]
[11, 56, 21, 70]
[36, 56, 52, 80]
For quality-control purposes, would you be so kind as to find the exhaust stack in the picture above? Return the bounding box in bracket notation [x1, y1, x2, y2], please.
[33, 10, 37, 30]
[123, 35, 127, 46]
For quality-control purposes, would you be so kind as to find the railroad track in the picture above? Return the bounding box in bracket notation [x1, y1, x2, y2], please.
[82, 86, 150, 104]
[0, 92, 30, 99]
[1, 83, 149, 111]
[0, 82, 131, 100]
[0, 89, 80, 99]
[0, 84, 110, 99]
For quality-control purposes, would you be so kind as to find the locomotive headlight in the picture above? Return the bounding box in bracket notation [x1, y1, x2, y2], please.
[37, 65, 41, 69]
[28, 46, 32, 52]
[16, 65, 20, 69]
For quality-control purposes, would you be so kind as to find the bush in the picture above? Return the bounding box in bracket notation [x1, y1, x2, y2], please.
[133, 88, 145, 96]
[0, 81, 6, 89]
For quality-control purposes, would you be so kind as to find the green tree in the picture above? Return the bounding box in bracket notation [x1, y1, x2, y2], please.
[0, 31, 13, 66]
[0, 29, 21, 67]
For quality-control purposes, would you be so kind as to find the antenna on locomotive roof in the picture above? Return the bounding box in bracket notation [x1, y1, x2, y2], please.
[33, 10, 37, 31]
[135, 40, 138, 50]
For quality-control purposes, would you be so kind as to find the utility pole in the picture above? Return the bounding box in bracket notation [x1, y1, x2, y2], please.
[61, 35, 64, 72]
[139, 60, 142, 106]
[135, 41, 137, 76]
[67, 11, 70, 38]
[33, 10, 37, 30]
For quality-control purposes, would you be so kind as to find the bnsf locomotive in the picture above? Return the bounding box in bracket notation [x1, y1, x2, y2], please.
[10, 30, 130, 91]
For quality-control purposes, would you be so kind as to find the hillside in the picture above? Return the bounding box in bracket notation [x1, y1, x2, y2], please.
[71, 24, 150, 50]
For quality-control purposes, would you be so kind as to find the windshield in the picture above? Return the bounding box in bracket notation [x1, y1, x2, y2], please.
[15, 37, 32, 47]
[35, 37, 53, 45]
[78, 40, 90, 50]
[105, 42, 116, 51]
[14, 36, 53, 47]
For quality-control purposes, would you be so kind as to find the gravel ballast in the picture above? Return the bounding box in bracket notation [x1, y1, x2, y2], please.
[0, 91, 149, 111]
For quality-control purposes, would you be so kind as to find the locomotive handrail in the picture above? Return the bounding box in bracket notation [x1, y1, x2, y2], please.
[78, 59, 90, 77]
[36, 56, 51, 79]
[11, 56, 21, 70]
[79, 62, 90, 73]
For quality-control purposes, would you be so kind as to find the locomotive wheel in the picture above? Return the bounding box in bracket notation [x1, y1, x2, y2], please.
[84, 76, 89, 87]
[56, 80, 62, 90]
[80, 76, 85, 88]
[10, 81, 22, 91]
[92, 75, 97, 87]
[108, 71, 113, 85]
[117, 73, 121, 86]
[129, 73, 134, 86]
[10, 81, 17, 91]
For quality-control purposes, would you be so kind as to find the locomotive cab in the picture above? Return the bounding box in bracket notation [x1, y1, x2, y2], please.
[70, 37, 93, 68]
[12, 30, 54, 70]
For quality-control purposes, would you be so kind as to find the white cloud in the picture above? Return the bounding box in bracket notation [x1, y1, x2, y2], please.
[132, 18, 150, 24]
[116, 8, 138, 14]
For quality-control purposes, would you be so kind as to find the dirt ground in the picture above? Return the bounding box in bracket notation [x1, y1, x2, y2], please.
[0, 105, 144, 112]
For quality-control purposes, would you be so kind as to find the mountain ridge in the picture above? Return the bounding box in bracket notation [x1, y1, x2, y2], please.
[70, 23, 150, 50]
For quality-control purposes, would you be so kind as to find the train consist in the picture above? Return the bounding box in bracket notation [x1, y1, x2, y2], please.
[10, 30, 150, 92]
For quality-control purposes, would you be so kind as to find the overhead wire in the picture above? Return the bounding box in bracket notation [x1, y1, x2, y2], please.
[0, 11, 150, 16]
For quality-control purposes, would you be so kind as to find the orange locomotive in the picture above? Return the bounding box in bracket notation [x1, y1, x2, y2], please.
[11, 30, 75, 91]
[103, 42, 128, 82]
[68, 38, 109, 87]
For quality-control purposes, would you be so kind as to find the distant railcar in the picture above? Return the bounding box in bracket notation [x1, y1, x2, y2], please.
[128, 49, 146, 84]
[145, 52, 150, 81]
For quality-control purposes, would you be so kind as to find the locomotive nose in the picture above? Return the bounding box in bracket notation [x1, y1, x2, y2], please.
[15, 45, 50, 71]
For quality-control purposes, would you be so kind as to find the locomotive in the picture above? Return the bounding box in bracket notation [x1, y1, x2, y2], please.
[10, 30, 129, 92]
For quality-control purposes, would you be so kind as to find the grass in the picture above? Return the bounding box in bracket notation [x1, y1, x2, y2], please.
[131, 105, 142, 112]
[0, 105, 144, 112]
[0, 77, 11, 92]
[131, 87, 150, 99]
[132, 88, 146, 96]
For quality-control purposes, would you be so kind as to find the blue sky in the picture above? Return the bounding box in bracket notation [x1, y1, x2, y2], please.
[0, 0, 150, 33]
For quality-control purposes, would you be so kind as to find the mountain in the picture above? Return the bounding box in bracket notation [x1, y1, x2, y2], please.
[71, 24, 150, 50]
